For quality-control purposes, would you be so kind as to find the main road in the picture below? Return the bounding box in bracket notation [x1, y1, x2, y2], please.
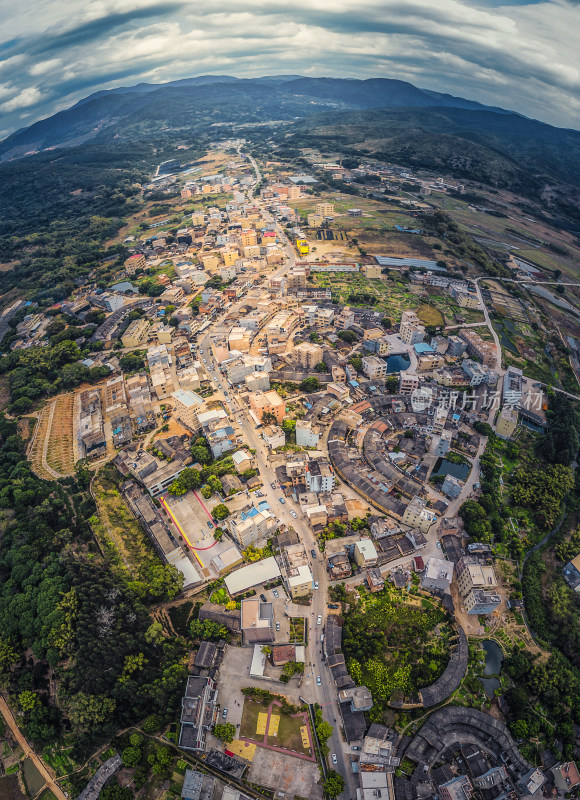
[198, 155, 356, 797]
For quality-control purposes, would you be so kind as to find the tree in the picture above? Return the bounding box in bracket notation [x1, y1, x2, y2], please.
[314, 361, 328, 373]
[323, 771, 345, 798]
[190, 619, 227, 641]
[213, 722, 236, 743]
[337, 330, 357, 344]
[192, 445, 212, 464]
[122, 746, 142, 767]
[381, 317, 392, 329]
[386, 376, 399, 394]
[145, 621, 165, 646]
[100, 781, 132, 800]
[213, 504, 230, 521]
[66, 693, 116, 731]
[300, 376, 320, 393]
[316, 720, 334, 743]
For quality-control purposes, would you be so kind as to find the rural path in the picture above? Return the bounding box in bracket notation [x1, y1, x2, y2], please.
[0, 696, 67, 800]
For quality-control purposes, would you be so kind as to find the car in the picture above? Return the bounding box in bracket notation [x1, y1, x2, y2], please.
[331, 754, 338, 766]
[351, 746, 361, 751]
[317, 613, 323, 624]
[272, 589, 279, 598]
[275, 621, 280, 631]
[316, 676, 322, 686]
[290, 510, 297, 519]
[224, 391, 228, 397]
[207, 520, 214, 529]
[260, 593, 267, 603]
[278, 497, 285, 504]
[314, 581, 319, 590]
[203, 358, 207, 363]
[222, 708, 228, 719]
[271, 482, 277, 489]
[328, 603, 339, 609]
[436, 541, 442, 549]
[311, 549, 317, 559]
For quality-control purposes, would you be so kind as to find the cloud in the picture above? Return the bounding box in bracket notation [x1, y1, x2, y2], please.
[0, 85, 44, 111]
[0, 0, 578, 138]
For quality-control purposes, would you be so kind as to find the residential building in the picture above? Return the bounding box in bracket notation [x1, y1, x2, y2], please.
[296, 419, 321, 448]
[124, 254, 145, 274]
[104, 375, 127, 415]
[180, 770, 215, 800]
[315, 307, 334, 328]
[249, 389, 285, 424]
[422, 557, 454, 592]
[354, 538, 378, 568]
[172, 389, 204, 431]
[178, 676, 218, 752]
[327, 550, 352, 579]
[399, 310, 425, 345]
[224, 556, 281, 595]
[367, 568, 385, 592]
[282, 543, 314, 598]
[362, 355, 387, 379]
[563, 554, 580, 593]
[306, 459, 334, 493]
[459, 329, 497, 367]
[335, 306, 356, 329]
[232, 449, 253, 474]
[262, 424, 285, 449]
[462, 359, 491, 386]
[402, 496, 437, 533]
[442, 474, 463, 499]
[241, 599, 274, 645]
[399, 373, 420, 394]
[439, 775, 473, 800]
[417, 353, 445, 372]
[447, 335, 468, 357]
[456, 557, 498, 596]
[316, 202, 334, 217]
[245, 370, 270, 392]
[294, 341, 323, 368]
[363, 337, 390, 356]
[550, 762, 580, 795]
[89, 292, 125, 313]
[464, 588, 501, 615]
[503, 365, 523, 405]
[228, 504, 277, 548]
[495, 404, 517, 439]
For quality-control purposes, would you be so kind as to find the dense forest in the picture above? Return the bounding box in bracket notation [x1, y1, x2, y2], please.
[0, 415, 186, 757]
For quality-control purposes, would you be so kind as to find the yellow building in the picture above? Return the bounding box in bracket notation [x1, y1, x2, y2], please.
[316, 202, 334, 217]
[296, 239, 309, 255]
[496, 405, 518, 439]
[222, 249, 238, 267]
[121, 318, 149, 348]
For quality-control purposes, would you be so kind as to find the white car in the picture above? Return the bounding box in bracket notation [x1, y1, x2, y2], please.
[203, 358, 207, 363]
[316, 676, 322, 686]
[331, 753, 337, 765]
[314, 581, 319, 590]
[317, 614, 322, 625]
[290, 510, 297, 519]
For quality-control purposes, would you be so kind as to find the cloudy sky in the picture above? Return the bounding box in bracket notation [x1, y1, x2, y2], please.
[0, 0, 578, 140]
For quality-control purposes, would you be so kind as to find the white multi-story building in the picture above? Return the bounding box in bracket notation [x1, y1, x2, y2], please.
[362, 355, 387, 380]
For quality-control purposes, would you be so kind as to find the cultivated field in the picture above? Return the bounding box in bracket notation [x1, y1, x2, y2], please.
[45, 394, 75, 476]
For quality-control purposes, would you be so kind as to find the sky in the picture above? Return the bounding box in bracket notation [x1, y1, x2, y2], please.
[0, 0, 579, 141]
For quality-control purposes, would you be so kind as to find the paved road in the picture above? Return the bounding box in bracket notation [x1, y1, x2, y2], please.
[0, 696, 67, 800]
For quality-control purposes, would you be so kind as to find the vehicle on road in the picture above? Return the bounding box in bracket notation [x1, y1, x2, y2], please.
[436, 541, 442, 549]
[203, 358, 207, 363]
[278, 497, 285, 504]
[331, 754, 337, 765]
[290, 510, 297, 518]
[271, 482, 277, 489]
[222, 708, 228, 718]
[317, 615, 322, 625]
[311, 549, 317, 559]
[260, 594, 267, 603]
[314, 581, 319, 590]
[316, 676, 321, 686]
[273, 589, 279, 598]
[275, 621, 280, 631]
[207, 520, 214, 529]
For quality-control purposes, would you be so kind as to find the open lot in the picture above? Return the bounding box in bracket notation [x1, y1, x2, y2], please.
[246, 747, 323, 799]
[240, 698, 315, 759]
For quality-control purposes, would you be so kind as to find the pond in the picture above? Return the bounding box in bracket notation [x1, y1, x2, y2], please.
[431, 457, 471, 481]
[386, 353, 411, 373]
[479, 639, 504, 698]
[494, 321, 519, 354]
[22, 759, 45, 797]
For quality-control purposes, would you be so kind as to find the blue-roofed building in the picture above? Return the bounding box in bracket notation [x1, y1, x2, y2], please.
[414, 342, 434, 355]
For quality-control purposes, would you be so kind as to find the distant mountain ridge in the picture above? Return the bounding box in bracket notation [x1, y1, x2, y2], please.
[0, 74, 524, 162]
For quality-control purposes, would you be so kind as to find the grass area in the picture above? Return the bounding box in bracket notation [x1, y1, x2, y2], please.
[239, 700, 263, 740]
[167, 601, 194, 637]
[416, 303, 444, 327]
[266, 710, 312, 756]
[289, 617, 306, 643]
[42, 746, 78, 777]
[92, 464, 160, 575]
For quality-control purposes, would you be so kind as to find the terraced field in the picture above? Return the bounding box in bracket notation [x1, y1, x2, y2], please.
[28, 403, 56, 480]
[45, 394, 75, 476]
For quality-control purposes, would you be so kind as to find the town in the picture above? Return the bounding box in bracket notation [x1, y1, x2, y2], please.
[1, 139, 579, 800]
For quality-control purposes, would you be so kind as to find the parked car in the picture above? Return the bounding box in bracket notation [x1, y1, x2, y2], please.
[275, 621, 280, 631]
[328, 603, 339, 609]
[207, 520, 214, 529]
[331, 754, 338, 765]
[316, 676, 322, 686]
[436, 541, 442, 549]
[271, 482, 277, 489]
[222, 708, 228, 719]
[314, 581, 319, 590]
[290, 510, 297, 518]
[351, 746, 361, 751]
[273, 589, 279, 598]
[317, 615, 322, 625]
[260, 593, 267, 603]
[311, 549, 317, 559]
[278, 497, 285, 504]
